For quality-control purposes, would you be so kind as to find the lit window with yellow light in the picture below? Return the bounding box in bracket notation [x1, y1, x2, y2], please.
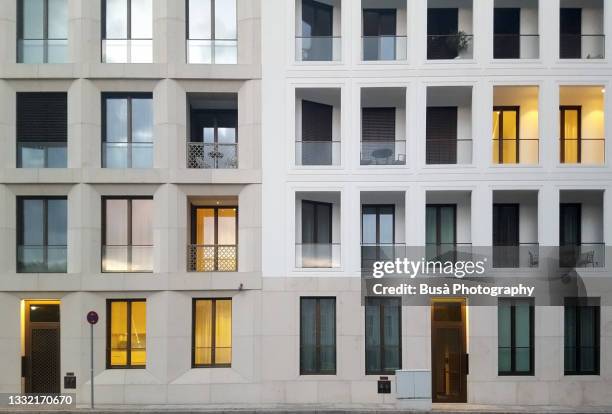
[107, 299, 146, 368]
[193, 298, 232, 367]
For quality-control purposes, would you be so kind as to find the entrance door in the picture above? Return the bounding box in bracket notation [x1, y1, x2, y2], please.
[431, 300, 467, 403]
[560, 106, 581, 163]
[23, 301, 60, 394]
[493, 204, 520, 268]
[493, 106, 520, 164]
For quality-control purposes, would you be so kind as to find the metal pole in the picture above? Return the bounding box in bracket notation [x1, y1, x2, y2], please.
[90, 323, 94, 409]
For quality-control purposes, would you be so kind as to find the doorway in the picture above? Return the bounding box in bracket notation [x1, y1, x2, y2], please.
[560, 106, 581, 163]
[431, 299, 467, 403]
[22, 300, 61, 394]
[493, 106, 520, 164]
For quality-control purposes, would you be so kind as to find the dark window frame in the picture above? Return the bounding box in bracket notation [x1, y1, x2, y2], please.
[191, 297, 233, 368]
[564, 298, 600, 375]
[190, 205, 239, 271]
[560, 105, 582, 163]
[16, 196, 68, 273]
[101, 196, 154, 273]
[365, 296, 402, 375]
[300, 296, 337, 375]
[17, 0, 67, 63]
[106, 298, 147, 369]
[361, 204, 396, 244]
[301, 200, 333, 244]
[493, 106, 521, 163]
[426, 204, 457, 245]
[498, 298, 535, 376]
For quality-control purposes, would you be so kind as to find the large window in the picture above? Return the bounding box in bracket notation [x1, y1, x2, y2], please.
[365, 297, 401, 375]
[17, 92, 67, 168]
[102, 93, 153, 168]
[102, 0, 152, 63]
[192, 298, 232, 367]
[189, 206, 238, 272]
[300, 297, 336, 375]
[107, 299, 146, 368]
[102, 197, 153, 273]
[498, 298, 534, 375]
[17, 0, 68, 63]
[17, 197, 67, 273]
[565, 298, 599, 375]
[187, 0, 237, 64]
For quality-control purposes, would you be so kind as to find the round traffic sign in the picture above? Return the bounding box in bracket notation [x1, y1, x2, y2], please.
[87, 311, 99, 325]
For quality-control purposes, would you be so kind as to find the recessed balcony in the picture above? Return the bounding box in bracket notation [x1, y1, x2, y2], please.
[296, 0, 342, 62]
[361, 0, 407, 61]
[493, 0, 539, 59]
[427, 0, 474, 60]
[426, 191, 472, 261]
[560, 0, 605, 59]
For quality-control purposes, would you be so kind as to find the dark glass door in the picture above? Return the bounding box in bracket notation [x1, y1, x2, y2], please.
[560, 106, 581, 163]
[560, 203, 581, 267]
[426, 205, 456, 261]
[361, 205, 395, 268]
[302, 0, 333, 61]
[427, 8, 459, 59]
[363, 9, 397, 60]
[302, 200, 332, 267]
[494, 8, 520, 59]
[302, 100, 333, 165]
[24, 302, 60, 394]
[426, 107, 458, 164]
[493, 204, 520, 267]
[560, 8, 581, 59]
[190, 109, 238, 168]
[493, 106, 520, 164]
[431, 300, 467, 403]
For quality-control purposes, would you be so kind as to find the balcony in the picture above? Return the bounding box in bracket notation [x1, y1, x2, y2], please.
[187, 39, 238, 64]
[492, 244, 540, 268]
[559, 244, 605, 268]
[362, 36, 408, 61]
[296, 0, 341, 62]
[102, 39, 153, 63]
[17, 39, 68, 64]
[427, 0, 474, 60]
[493, 0, 539, 59]
[17, 245, 67, 273]
[361, 1, 408, 62]
[427, 34, 473, 60]
[18, 142, 67, 168]
[560, 34, 605, 59]
[187, 142, 238, 169]
[296, 37, 341, 62]
[361, 140, 406, 165]
[296, 243, 341, 268]
[188, 244, 237, 272]
[296, 141, 341, 166]
[103, 142, 153, 169]
[361, 244, 406, 271]
[493, 34, 539, 59]
[425, 243, 473, 262]
[560, 1, 605, 59]
[426, 191, 472, 262]
[492, 138, 539, 164]
[102, 245, 153, 273]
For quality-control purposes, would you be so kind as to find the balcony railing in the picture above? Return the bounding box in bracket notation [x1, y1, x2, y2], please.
[18, 141, 67, 168]
[492, 138, 539, 165]
[18, 39, 68, 63]
[188, 244, 237, 272]
[103, 142, 153, 168]
[102, 39, 153, 63]
[296, 36, 341, 62]
[296, 243, 341, 269]
[362, 36, 407, 61]
[295, 140, 341, 166]
[187, 39, 238, 64]
[17, 245, 67, 273]
[361, 140, 406, 165]
[492, 244, 540, 269]
[426, 138, 473, 165]
[427, 34, 474, 60]
[361, 244, 406, 272]
[425, 243, 473, 262]
[102, 245, 153, 273]
[559, 138, 605, 165]
[493, 34, 539, 59]
[559, 244, 605, 268]
[187, 142, 238, 169]
[560, 34, 605, 59]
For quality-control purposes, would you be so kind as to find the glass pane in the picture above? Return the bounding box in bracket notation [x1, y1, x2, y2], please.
[213, 40, 237, 63]
[515, 302, 531, 349]
[439, 207, 455, 244]
[23, 0, 44, 39]
[217, 128, 236, 144]
[131, 199, 153, 246]
[131, 143, 153, 169]
[106, 99, 128, 143]
[498, 302, 511, 348]
[579, 307, 595, 347]
[214, 0, 236, 40]
[316, 203, 331, 244]
[105, 199, 128, 245]
[194, 300, 213, 365]
[362, 207, 377, 244]
[47, 145, 67, 168]
[564, 110, 579, 139]
[217, 208, 236, 245]
[319, 298, 336, 372]
[365, 300, 381, 372]
[498, 348, 511, 373]
[131, 0, 152, 39]
[564, 306, 576, 347]
[215, 299, 232, 364]
[130, 301, 146, 366]
[47, 199, 67, 245]
[426, 206, 437, 244]
[48, 0, 68, 39]
[492, 111, 500, 139]
[47, 38, 68, 62]
[105, 0, 128, 39]
[300, 298, 317, 372]
[379, 207, 394, 244]
[20, 145, 45, 168]
[110, 301, 128, 366]
[131, 98, 153, 142]
[189, 0, 212, 39]
[23, 199, 44, 245]
[29, 304, 60, 322]
[502, 111, 517, 139]
[203, 128, 215, 143]
[196, 208, 215, 245]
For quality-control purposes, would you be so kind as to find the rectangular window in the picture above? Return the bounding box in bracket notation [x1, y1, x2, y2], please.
[17, 0, 68, 63]
[17, 197, 67, 273]
[365, 297, 401, 375]
[498, 298, 534, 375]
[102, 93, 153, 168]
[102, 0, 152, 63]
[189, 206, 238, 271]
[17, 92, 67, 168]
[300, 297, 336, 375]
[107, 299, 146, 368]
[187, 0, 237, 64]
[102, 197, 153, 273]
[192, 298, 232, 367]
[492, 106, 520, 164]
[565, 298, 600, 375]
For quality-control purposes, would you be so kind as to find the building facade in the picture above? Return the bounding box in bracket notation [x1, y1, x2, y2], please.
[0, 0, 611, 409]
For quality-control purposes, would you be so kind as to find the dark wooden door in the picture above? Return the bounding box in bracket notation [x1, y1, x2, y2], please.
[431, 300, 467, 403]
[24, 303, 60, 394]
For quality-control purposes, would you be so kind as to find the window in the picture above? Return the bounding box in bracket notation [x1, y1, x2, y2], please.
[365, 297, 401, 375]
[17, 0, 68, 63]
[187, 0, 237, 64]
[565, 298, 600, 375]
[189, 206, 238, 272]
[107, 299, 146, 368]
[192, 298, 232, 367]
[102, 0, 152, 63]
[493, 204, 520, 268]
[102, 93, 153, 168]
[498, 298, 534, 375]
[102, 197, 153, 273]
[362, 9, 398, 61]
[188, 109, 238, 169]
[299, 0, 334, 61]
[17, 92, 67, 168]
[426, 204, 456, 260]
[492, 106, 520, 164]
[300, 200, 332, 268]
[17, 197, 67, 273]
[300, 297, 336, 375]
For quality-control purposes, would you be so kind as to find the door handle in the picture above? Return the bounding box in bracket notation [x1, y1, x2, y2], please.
[465, 353, 469, 375]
